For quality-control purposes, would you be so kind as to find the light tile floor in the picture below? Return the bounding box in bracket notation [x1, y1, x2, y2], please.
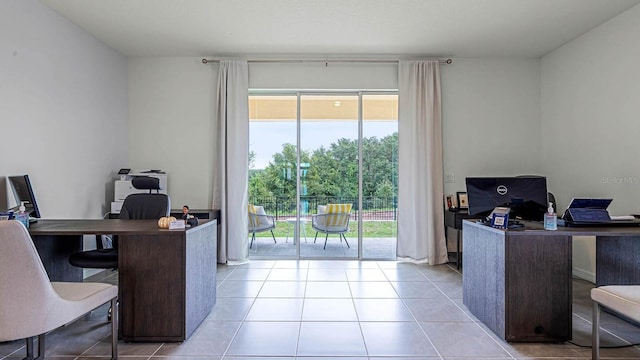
[2, 260, 640, 359]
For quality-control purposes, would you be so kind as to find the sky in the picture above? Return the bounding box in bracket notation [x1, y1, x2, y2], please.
[250, 121, 398, 169]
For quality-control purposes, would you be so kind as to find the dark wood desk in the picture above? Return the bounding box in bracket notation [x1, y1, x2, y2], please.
[109, 209, 220, 221]
[169, 209, 221, 260]
[462, 220, 640, 343]
[29, 219, 217, 342]
[111, 208, 222, 263]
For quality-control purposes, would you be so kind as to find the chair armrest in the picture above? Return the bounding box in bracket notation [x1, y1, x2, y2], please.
[312, 213, 331, 226]
[262, 214, 275, 226]
[249, 213, 276, 230]
[313, 212, 351, 218]
[312, 213, 351, 231]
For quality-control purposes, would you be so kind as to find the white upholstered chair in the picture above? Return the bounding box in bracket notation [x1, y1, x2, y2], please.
[248, 205, 277, 248]
[591, 285, 640, 360]
[312, 204, 352, 249]
[0, 221, 119, 360]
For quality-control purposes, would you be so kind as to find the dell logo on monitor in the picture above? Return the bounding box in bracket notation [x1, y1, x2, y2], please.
[497, 185, 508, 195]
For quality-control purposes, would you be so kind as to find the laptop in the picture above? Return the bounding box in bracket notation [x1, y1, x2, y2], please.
[563, 198, 640, 226]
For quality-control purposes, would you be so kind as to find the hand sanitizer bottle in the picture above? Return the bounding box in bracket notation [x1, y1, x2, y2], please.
[544, 202, 557, 230]
[15, 201, 29, 229]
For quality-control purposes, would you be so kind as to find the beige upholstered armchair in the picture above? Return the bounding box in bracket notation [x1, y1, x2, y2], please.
[0, 221, 119, 360]
[592, 286, 640, 360]
[248, 204, 277, 248]
[312, 203, 352, 249]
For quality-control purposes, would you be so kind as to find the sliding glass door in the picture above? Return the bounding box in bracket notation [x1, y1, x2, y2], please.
[248, 94, 297, 258]
[361, 94, 398, 259]
[248, 92, 397, 260]
[299, 94, 360, 258]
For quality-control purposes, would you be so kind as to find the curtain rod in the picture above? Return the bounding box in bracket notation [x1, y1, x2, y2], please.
[201, 58, 452, 65]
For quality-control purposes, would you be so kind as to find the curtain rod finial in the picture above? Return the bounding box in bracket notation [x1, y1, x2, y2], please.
[202, 58, 208, 64]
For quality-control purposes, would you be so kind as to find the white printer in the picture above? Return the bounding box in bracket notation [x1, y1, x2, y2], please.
[110, 169, 168, 214]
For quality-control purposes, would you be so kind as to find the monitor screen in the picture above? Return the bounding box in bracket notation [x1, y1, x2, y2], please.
[8, 175, 41, 218]
[465, 176, 548, 221]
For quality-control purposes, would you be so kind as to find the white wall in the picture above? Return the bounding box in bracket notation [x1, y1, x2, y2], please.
[441, 58, 542, 196]
[249, 61, 398, 90]
[128, 58, 541, 210]
[541, 3, 640, 281]
[128, 57, 216, 209]
[0, 0, 128, 219]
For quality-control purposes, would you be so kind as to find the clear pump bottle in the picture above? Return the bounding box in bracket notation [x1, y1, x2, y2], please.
[544, 202, 557, 230]
[15, 201, 29, 229]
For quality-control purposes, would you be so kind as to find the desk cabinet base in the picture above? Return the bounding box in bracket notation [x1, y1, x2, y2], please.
[119, 221, 217, 342]
[462, 222, 572, 342]
[31, 234, 83, 282]
[596, 236, 640, 286]
[28, 219, 218, 343]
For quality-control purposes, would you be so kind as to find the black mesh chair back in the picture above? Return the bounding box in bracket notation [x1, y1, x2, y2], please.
[120, 176, 170, 219]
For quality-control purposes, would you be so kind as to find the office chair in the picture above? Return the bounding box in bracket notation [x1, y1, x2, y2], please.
[69, 176, 170, 269]
[0, 221, 119, 360]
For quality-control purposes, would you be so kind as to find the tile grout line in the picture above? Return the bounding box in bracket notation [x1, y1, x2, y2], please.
[423, 265, 518, 360]
[347, 266, 370, 358]
[399, 264, 447, 360]
[219, 264, 267, 359]
[145, 340, 165, 360]
[294, 259, 311, 357]
[74, 332, 110, 360]
[572, 311, 639, 349]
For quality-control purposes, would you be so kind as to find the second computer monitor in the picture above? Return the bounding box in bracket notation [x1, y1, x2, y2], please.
[466, 176, 548, 221]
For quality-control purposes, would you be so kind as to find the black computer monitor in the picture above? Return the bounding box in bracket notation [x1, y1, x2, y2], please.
[8, 175, 41, 218]
[465, 176, 548, 221]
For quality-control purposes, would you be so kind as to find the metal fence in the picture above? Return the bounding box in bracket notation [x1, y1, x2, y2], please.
[248, 196, 397, 221]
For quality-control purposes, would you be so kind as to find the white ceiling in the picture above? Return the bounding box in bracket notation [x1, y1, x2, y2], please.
[39, 0, 640, 58]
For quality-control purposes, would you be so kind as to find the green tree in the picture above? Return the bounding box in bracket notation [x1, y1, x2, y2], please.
[248, 169, 272, 201]
[374, 179, 394, 199]
[256, 143, 312, 200]
[360, 134, 398, 198]
[250, 133, 398, 202]
[330, 138, 359, 198]
[307, 146, 340, 196]
[249, 150, 256, 169]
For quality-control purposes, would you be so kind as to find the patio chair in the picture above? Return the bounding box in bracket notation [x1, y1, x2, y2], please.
[312, 203, 352, 249]
[248, 204, 277, 248]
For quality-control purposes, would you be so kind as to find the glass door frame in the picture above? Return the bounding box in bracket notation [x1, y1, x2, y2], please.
[249, 89, 397, 260]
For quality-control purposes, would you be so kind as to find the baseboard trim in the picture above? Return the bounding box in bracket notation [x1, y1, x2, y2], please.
[573, 267, 595, 283]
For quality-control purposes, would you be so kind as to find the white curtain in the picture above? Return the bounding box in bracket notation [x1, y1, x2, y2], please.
[397, 61, 448, 265]
[212, 60, 249, 264]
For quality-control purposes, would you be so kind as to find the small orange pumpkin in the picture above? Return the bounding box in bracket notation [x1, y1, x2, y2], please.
[157, 216, 177, 229]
